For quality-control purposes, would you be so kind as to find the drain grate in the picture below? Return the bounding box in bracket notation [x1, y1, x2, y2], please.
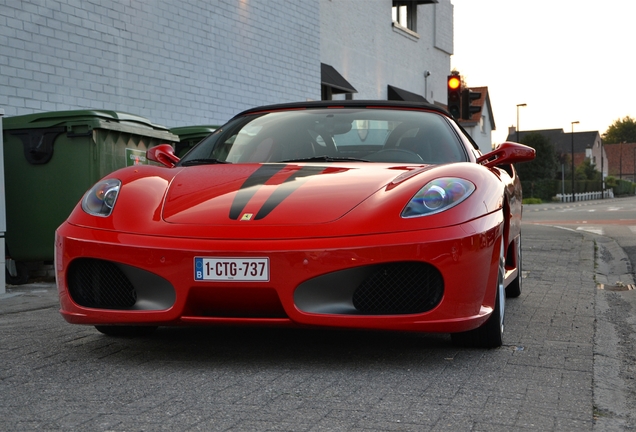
[597, 283, 635, 291]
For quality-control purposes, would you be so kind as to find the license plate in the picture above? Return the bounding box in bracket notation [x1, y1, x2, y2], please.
[194, 257, 270, 281]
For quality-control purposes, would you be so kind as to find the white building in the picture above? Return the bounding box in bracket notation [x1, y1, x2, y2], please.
[0, 0, 454, 127]
[321, 0, 453, 105]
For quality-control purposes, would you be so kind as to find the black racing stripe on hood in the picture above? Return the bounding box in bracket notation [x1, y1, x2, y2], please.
[254, 166, 326, 220]
[229, 164, 288, 220]
[229, 164, 327, 220]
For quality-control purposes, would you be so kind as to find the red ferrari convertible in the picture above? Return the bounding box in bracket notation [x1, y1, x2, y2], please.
[55, 100, 534, 348]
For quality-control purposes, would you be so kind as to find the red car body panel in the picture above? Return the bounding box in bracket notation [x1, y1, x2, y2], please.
[65, 162, 503, 237]
[55, 101, 534, 341]
[56, 210, 502, 332]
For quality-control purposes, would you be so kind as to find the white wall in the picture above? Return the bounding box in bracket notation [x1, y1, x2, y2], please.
[0, 0, 454, 125]
[0, 0, 321, 127]
[320, 0, 453, 105]
[463, 105, 494, 155]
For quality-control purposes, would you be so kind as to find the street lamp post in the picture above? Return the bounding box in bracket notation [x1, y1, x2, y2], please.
[601, 142, 604, 198]
[571, 121, 579, 202]
[620, 141, 623, 180]
[516, 103, 526, 142]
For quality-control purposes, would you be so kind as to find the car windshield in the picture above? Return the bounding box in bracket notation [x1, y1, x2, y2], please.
[179, 108, 468, 165]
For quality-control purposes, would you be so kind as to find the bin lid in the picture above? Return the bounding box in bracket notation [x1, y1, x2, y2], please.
[3, 110, 179, 141]
[170, 125, 219, 141]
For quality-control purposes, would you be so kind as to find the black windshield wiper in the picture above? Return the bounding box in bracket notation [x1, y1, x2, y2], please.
[280, 156, 370, 163]
[180, 158, 232, 166]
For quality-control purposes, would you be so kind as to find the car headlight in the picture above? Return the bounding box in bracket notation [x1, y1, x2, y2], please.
[82, 179, 121, 217]
[402, 178, 475, 218]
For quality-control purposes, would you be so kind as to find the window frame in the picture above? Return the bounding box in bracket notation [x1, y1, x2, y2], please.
[392, 1, 418, 33]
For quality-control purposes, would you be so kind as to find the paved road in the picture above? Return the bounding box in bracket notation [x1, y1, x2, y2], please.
[524, 195, 636, 282]
[0, 219, 632, 431]
[523, 197, 636, 431]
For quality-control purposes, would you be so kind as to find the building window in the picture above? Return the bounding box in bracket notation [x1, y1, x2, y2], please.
[392, 1, 417, 33]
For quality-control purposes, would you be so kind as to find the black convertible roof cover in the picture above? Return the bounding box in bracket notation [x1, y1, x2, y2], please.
[233, 100, 451, 120]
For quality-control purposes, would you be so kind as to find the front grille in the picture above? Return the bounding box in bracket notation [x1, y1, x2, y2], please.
[352, 262, 443, 315]
[67, 258, 137, 309]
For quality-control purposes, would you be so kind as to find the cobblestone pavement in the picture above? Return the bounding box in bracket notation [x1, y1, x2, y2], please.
[0, 223, 628, 431]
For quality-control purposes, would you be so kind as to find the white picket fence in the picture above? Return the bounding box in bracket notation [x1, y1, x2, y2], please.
[555, 189, 614, 202]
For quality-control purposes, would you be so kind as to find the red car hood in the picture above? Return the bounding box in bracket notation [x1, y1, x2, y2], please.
[162, 163, 421, 225]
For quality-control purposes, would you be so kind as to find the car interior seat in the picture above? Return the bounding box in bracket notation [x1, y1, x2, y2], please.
[398, 136, 433, 161]
[280, 138, 315, 161]
[398, 128, 462, 164]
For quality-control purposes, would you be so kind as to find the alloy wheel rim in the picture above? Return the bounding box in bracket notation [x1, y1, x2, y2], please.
[498, 237, 506, 333]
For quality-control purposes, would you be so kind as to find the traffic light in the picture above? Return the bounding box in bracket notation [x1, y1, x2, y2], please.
[461, 88, 481, 120]
[447, 75, 462, 119]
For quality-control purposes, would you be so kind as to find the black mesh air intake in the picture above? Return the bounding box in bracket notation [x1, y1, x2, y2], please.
[352, 262, 443, 315]
[67, 258, 137, 309]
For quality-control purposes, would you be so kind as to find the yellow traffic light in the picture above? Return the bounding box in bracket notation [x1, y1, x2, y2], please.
[448, 76, 461, 90]
[447, 75, 462, 119]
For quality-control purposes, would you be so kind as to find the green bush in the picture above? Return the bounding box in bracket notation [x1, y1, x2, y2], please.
[520, 179, 559, 202]
[523, 198, 542, 204]
[611, 178, 636, 196]
[555, 180, 604, 194]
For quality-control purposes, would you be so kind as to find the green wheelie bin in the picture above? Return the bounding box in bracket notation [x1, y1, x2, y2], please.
[2, 110, 179, 283]
[170, 125, 219, 158]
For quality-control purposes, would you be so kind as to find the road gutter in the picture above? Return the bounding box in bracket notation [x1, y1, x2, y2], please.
[592, 236, 636, 430]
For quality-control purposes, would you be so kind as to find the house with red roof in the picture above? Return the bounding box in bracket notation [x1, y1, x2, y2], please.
[603, 142, 636, 181]
[506, 127, 608, 180]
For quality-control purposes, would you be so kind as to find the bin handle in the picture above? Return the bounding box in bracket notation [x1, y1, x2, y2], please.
[9, 127, 66, 165]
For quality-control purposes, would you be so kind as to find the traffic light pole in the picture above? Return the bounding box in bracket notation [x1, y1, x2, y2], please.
[447, 74, 461, 119]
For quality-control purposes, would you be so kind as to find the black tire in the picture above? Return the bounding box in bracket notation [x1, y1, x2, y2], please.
[506, 235, 522, 298]
[5, 260, 29, 285]
[94, 325, 158, 337]
[452, 237, 505, 348]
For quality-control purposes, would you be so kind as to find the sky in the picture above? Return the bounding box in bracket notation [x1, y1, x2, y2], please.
[451, 0, 636, 145]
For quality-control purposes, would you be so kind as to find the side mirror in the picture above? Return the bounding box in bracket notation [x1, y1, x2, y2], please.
[147, 144, 180, 168]
[477, 142, 535, 169]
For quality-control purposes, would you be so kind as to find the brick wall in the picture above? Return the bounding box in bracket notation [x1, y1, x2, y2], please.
[0, 0, 320, 127]
[0, 0, 454, 126]
[605, 142, 636, 180]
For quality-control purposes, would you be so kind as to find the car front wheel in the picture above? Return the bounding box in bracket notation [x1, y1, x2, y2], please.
[506, 235, 522, 298]
[451, 236, 505, 348]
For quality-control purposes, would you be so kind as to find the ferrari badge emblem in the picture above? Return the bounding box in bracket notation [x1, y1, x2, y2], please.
[240, 213, 253, 221]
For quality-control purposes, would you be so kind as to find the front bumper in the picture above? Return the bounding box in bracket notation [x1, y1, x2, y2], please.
[55, 211, 503, 333]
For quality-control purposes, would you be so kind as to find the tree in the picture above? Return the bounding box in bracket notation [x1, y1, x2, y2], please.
[602, 116, 636, 144]
[515, 132, 559, 181]
[575, 159, 601, 181]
